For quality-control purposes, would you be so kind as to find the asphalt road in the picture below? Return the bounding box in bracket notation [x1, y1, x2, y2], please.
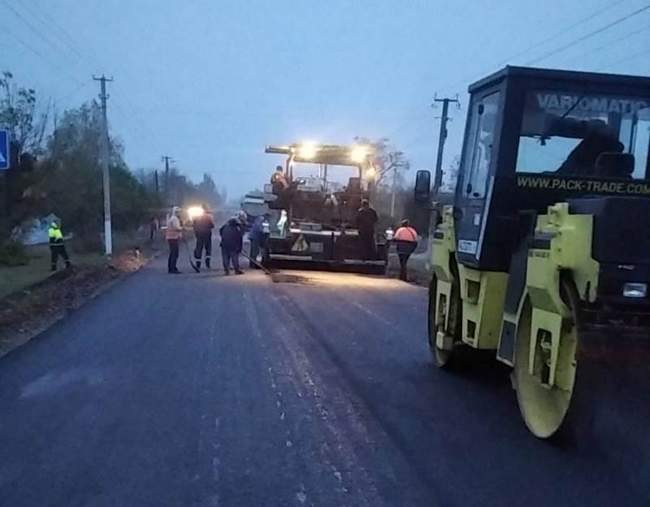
[0, 256, 648, 506]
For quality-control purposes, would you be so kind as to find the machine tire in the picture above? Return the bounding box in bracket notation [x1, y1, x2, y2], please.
[428, 275, 462, 368]
[513, 278, 579, 439]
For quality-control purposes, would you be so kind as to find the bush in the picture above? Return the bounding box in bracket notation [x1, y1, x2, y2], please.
[0, 240, 30, 266]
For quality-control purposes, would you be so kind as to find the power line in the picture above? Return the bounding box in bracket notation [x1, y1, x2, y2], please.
[1, 3, 159, 173]
[0, 19, 48, 61]
[597, 46, 650, 70]
[524, 4, 650, 65]
[562, 22, 650, 65]
[12, 0, 85, 60]
[355, 3, 647, 175]
[30, 0, 80, 50]
[0, 4, 87, 90]
[6, 0, 117, 88]
[384, 0, 632, 143]
[445, 0, 630, 92]
[21, 0, 114, 78]
[0, 0, 80, 65]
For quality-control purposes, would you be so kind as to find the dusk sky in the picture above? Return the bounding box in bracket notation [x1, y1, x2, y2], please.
[2, 0, 649, 198]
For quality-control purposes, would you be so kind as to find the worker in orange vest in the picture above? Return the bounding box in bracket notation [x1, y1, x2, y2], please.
[393, 219, 418, 281]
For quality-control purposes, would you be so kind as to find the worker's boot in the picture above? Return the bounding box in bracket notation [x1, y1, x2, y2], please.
[196, 260, 201, 270]
[51, 263, 57, 272]
[205, 257, 211, 269]
[65, 261, 71, 269]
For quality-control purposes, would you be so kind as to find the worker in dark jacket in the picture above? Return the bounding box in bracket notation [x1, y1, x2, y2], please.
[48, 220, 71, 271]
[193, 204, 215, 271]
[270, 165, 289, 194]
[271, 166, 291, 208]
[219, 218, 244, 275]
[356, 199, 378, 260]
[248, 213, 270, 268]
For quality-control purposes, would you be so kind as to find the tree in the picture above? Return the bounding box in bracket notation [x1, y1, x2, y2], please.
[35, 101, 105, 237]
[111, 164, 157, 231]
[33, 100, 158, 238]
[0, 71, 49, 155]
[0, 72, 51, 238]
[353, 136, 410, 220]
[0, 71, 213, 248]
[158, 167, 224, 210]
[353, 136, 410, 185]
[195, 173, 223, 208]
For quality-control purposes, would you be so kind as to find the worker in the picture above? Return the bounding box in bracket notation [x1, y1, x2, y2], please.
[557, 120, 623, 176]
[357, 199, 378, 260]
[276, 209, 288, 236]
[237, 209, 249, 230]
[393, 219, 418, 281]
[48, 219, 71, 271]
[149, 216, 159, 242]
[166, 206, 183, 274]
[323, 193, 339, 223]
[271, 166, 291, 208]
[219, 217, 244, 275]
[249, 213, 270, 269]
[193, 204, 215, 271]
[270, 165, 289, 194]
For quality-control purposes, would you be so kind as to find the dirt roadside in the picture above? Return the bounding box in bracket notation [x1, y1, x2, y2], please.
[0, 249, 153, 358]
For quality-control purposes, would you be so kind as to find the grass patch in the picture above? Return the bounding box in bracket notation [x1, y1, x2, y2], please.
[0, 244, 105, 299]
[0, 241, 30, 267]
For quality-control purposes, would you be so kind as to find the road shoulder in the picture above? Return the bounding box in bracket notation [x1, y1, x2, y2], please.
[0, 250, 152, 358]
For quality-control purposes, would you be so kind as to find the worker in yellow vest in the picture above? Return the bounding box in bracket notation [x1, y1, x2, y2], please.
[48, 220, 71, 271]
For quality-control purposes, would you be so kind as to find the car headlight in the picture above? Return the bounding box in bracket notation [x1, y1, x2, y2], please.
[623, 282, 647, 298]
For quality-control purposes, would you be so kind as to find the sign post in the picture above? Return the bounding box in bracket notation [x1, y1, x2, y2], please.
[0, 130, 10, 218]
[0, 130, 9, 171]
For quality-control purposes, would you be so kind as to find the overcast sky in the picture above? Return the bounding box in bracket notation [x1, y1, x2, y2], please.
[2, 0, 649, 198]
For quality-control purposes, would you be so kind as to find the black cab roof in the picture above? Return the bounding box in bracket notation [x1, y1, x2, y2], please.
[469, 66, 650, 94]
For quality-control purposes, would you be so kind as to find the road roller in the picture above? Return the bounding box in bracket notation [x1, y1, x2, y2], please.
[415, 65, 650, 438]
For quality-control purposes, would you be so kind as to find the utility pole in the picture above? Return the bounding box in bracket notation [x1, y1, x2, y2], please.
[162, 155, 173, 202]
[93, 74, 114, 256]
[432, 95, 459, 193]
[390, 166, 397, 218]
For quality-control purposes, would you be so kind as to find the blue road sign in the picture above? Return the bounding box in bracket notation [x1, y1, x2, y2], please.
[0, 130, 8, 170]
